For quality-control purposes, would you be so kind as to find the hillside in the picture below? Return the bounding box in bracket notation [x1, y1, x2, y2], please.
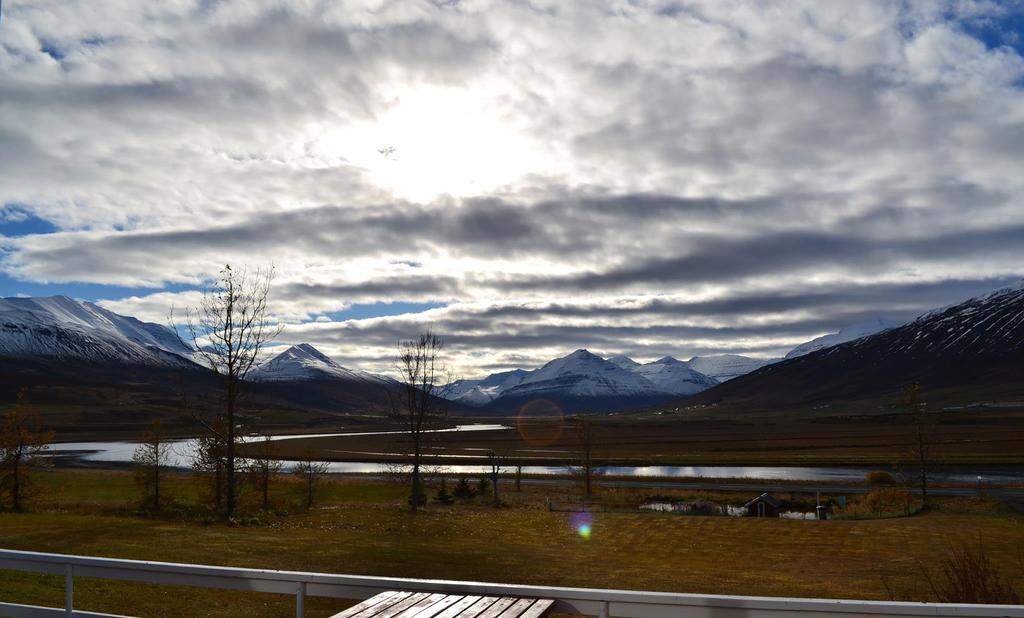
[682, 284, 1024, 413]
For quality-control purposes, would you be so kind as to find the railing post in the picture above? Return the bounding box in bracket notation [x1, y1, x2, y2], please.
[599, 599, 609, 618]
[296, 581, 306, 618]
[65, 563, 74, 616]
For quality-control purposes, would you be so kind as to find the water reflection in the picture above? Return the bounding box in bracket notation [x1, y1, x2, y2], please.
[47, 428, 1024, 484]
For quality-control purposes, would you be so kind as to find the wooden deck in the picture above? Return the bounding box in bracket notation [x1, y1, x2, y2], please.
[330, 590, 554, 618]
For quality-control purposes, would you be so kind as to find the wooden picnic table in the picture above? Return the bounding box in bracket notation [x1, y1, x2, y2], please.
[330, 590, 555, 618]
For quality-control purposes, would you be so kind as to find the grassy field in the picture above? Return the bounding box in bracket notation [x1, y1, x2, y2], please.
[0, 469, 1022, 617]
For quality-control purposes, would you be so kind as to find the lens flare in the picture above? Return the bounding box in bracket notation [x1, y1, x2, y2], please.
[517, 399, 564, 447]
[569, 511, 593, 540]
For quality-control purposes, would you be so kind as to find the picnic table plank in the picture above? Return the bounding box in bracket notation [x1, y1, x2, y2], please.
[394, 593, 450, 617]
[470, 597, 517, 618]
[515, 599, 554, 618]
[427, 595, 484, 618]
[493, 598, 535, 618]
[450, 595, 500, 617]
[402, 594, 467, 618]
[373, 593, 433, 618]
[330, 591, 411, 618]
[334, 591, 554, 618]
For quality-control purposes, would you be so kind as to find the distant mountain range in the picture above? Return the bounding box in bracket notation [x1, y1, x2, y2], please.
[0, 296, 407, 431]
[683, 283, 1024, 412]
[15, 288, 1006, 422]
[447, 350, 726, 413]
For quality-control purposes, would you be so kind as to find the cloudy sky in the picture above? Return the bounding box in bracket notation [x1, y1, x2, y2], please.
[2, 1, 1024, 377]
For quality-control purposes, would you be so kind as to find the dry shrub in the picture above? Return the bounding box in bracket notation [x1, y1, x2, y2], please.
[864, 470, 897, 485]
[921, 540, 1021, 605]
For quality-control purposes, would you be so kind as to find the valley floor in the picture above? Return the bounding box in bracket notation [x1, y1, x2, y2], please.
[1, 470, 1022, 617]
[257, 407, 1024, 467]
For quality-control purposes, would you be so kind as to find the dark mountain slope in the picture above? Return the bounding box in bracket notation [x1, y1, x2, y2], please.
[682, 284, 1024, 412]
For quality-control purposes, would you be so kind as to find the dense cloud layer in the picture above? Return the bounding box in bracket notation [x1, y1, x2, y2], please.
[2, 1, 1023, 376]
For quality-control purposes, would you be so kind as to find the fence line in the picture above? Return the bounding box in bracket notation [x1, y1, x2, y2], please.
[1, 549, 1022, 618]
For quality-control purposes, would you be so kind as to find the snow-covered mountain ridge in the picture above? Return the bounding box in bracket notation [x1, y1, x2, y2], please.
[447, 349, 726, 409]
[0, 295, 195, 366]
[785, 318, 901, 359]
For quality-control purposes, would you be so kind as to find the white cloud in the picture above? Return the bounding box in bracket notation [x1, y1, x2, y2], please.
[2, 0, 1024, 375]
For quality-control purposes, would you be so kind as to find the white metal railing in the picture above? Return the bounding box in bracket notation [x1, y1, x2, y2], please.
[1, 549, 1022, 618]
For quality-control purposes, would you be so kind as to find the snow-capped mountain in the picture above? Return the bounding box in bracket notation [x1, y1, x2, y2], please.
[686, 354, 778, 381]
[503, 349, 661, 398]
[446, 369, 529, 406]
[631, 356, 719, 395]
[606, 355, 641, 370]
[481, 349, 699, 413]
[684, 282, 1024, 411]
[0, 295, 195, 366]
[785, 318, 901, 359]
[450, 351, 722, 411]
[250, 343, 393, 384]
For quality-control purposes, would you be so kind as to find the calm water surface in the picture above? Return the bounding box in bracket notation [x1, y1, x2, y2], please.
[48, 425, 1024, 484]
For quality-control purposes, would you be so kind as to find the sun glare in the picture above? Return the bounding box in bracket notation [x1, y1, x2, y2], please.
[318, 85, 550, 202]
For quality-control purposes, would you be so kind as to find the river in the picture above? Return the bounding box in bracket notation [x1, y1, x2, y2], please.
[47, 425, 1024, 485]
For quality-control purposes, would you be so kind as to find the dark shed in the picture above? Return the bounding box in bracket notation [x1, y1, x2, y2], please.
[744, 492, 782, 518]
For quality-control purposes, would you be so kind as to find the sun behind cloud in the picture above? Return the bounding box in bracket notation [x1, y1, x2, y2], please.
[312, 84, 558, 202]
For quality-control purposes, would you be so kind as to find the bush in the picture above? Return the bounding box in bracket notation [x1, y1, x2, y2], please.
[477, 476, 490, 497]
[435, 477, 454, 505]
[921, 541, 1021, 604]
[864, 470, 897, 486]
[452, 476, 475, 501]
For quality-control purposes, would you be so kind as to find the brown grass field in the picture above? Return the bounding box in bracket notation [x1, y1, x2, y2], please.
[0, 469, 1022, 617]
[253, 406, 1024, 466]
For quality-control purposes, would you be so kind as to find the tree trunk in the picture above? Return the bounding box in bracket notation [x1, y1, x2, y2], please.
[154, 457, 160, 511]
[11, 448, 21, 511]
[491, 466, 499, 506]
[226, 380, 236, 519]
[262, 469, 269, 509]
[410, 432, 421, 513]
[306, 472, 314, 508]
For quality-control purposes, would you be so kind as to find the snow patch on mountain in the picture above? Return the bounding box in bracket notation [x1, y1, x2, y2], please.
[446, 369, 529, 405]
[606, 355, 640, 370]
[785, 318, 901, 359]
[686, 354, 779, 381]
[631, 356, 719, 395]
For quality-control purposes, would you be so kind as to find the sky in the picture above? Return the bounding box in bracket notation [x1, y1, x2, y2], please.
[1, 0, 1024, 378]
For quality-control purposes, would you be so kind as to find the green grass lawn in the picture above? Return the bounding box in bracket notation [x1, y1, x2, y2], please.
[0, 470, 1022, 617]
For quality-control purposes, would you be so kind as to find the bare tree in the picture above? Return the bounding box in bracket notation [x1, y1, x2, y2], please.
[902, 383, 933, 504]
[487, 451, 502, 507]
[396, 330, 451, 513]
[246, 434, 282, 510]
[575, 415, 596, 499]
[132, 420, 170, 511]
[179, 264, 280, 519]
[294, 451, 329, 509]
[0, 389, 54, 511]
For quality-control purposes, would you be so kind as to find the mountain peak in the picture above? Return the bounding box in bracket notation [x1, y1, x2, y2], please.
[566, 348, 599, 359]
[283, 343, 336, 365]
[606, 354, 639, 369]
[653, 356, 682, 365]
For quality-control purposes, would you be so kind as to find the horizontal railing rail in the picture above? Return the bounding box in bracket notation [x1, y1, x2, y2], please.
[1, 549, 1022, 618]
